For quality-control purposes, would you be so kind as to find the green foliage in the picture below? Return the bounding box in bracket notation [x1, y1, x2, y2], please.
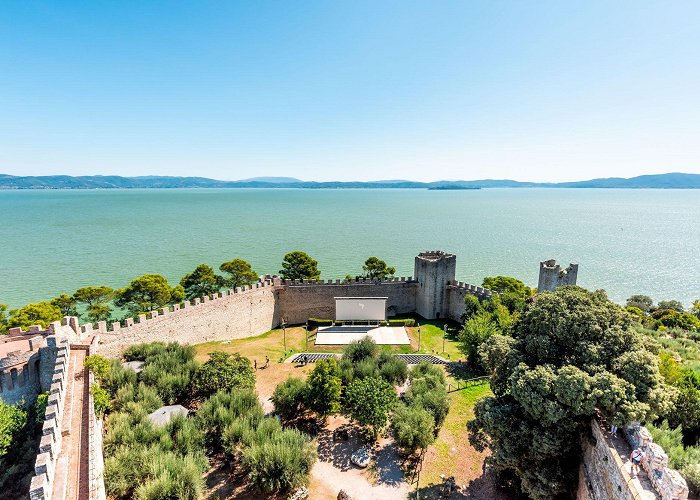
[308, 318, 333, 328]
[73, 285, 114, 322]
[342, 336, 379, 363]
[692, 300, 700, 319]
[647, 421, 700, 496]
[658, 299, 685, 312]
[305, 359, 342, 417]
[219, 258, 258, 289]
[627, 294, 655, 312]
[667, 369, 700, 443]
[8, 301, 62, 329]
[360, 257, 396, 279]
[272, 377, 307, 421]
[0, 400, 27, 459]
[84, 354, 112, 382]
[115, 274, 184, 315]
[459, 311, 500, 370]
[462, 294, 482, 321]
[468, 286, 673, 499]
[240, 427, 317, 493]
[378, 353, 408, 385]
[103, 360, 138, 397]
[0, 304, 8, 334]
[279, 251, 320, 281]
[125, 343, 198, 404]
[113, 383, 164, 413]
[179, 264, 221, 300]
[34, 392, 49, 424]
[345, 376, 397, 437]
[92, 385, 110, 416]
[196, 390, 263, 451]
[391, 403, 436, 453]
[404, 362, 449, 429]
[50, 294, 78, 317]
[387, 318, 416, 326]
[193, 351, 255, 398]
[482, 276, 533, 313]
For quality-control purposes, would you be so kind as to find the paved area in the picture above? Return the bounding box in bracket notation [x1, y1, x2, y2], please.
[394, 354, 448, 364]
[609, 430, 660, 499]
[53, 348, 90, 500]
[316, 326, 410, 345]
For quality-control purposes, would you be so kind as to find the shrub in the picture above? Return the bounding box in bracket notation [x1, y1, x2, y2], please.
[34, 392, 49, 424]
[193, 351, 255, 398]
[103, 360, 138, 397]
[134, 343, 198, 404]
[241, 427, 317, 493]
[308, 318, 333, 328]
[113, 382, 164, 413]
[378, 353, 408, 385]
[647, 421, 700, 496]
[133, 452, 206, 500]
[305, 359, 342, 417]
[0, 400, 26, 459]
[342, 336, 379, 363]
[391, 403, 436, 453]
[84, 354, 112, 382]
[272, 377, 307, 421]
[353, 357, 379, 380]
[387, 318, 415, 327]
[196, 390, 263, 450]
[404, 362, 450, 429]
[459, 311, 500, 370]
[92, 385, 110, 416]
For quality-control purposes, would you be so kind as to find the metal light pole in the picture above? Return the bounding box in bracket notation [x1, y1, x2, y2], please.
[417, 323, 421, 352]
[442, 323, 447, 353]
[282, 318, 287, 356]
[304, 321, 308, 351]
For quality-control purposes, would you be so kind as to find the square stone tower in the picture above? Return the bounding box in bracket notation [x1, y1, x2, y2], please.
[415, 251, 456, 319]
[537, 259, 578, 292]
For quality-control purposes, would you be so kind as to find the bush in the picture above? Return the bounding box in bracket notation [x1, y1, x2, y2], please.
[135, 343, 198, 404]
[241, 427, 317, 493]
[404, 362, 450, 429]
[272, 377, 307, 421]
[103, 360, 138, 397]
[647, 421, 700, 496]
[353, 357, 380, 380]
[133, 452, 206, 500]
[342, 336, 379, 363]
[308, 318, 333, 328]
[193, 351, 255, 398]
[84, 354, 112, 382]
[378, 354, 408, 385]
[34, 392, 49, 424]
[113, 382, 163, 413]
[391, 403, 436, 453]
[387, 318, 415, 327]
[92, 385, 111, 416]
[196, 390, 263, 450]
[0, 400, 26, 459]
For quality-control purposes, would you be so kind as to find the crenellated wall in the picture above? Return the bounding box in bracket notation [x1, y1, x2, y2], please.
[29, 337, 71, 500]
[445, 280, 493, 322]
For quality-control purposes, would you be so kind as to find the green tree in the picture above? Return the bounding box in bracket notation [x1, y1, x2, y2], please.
[50, 294, 78, 317]
[462, 294, 482, 321]
[459, 311, 500, 370]
[692, 300, 700, 319]
[73, 286, 115, 323]
[8, 301, 62, 329]
[468, 286, 672, 499]
[219, 259, 258, 289]
[360, 257, 396, 280]
[482, 276, 533, 313]
[345, 376, 397, 437]
[0, 400, 26, 459]
[91, 385, 110, 416]
[342, 336, 379, 363]
[272, 378, 307, 421]
[0, 304, 8, 334]
[180, 264, 221, 300]
[657, 299, 685, 312]
[279, 251, 320, 281]
[305, 359, 341, 417]
[193, 352, 255, 398]
[626, 294, 655, 312]
[115, 274, 185, 314]
[667, 370, 700, 443]
[391, 403, 436, 454]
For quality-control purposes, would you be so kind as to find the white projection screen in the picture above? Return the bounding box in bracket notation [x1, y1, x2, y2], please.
[335, 297, 387, 321]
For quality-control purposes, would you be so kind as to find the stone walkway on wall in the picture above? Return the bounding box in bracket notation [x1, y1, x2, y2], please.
[52, 348, 90, 500]
[608, 430, 660, 500]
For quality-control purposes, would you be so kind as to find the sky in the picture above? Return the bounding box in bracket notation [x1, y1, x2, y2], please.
[1, 1, 699, 182]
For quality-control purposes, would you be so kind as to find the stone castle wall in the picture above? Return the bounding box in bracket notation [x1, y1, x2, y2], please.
[538, 259, 579, 292]
[445, 280, 493, 322]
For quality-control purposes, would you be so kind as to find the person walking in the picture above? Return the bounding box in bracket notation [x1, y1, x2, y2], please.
[265, 355, 270, 368]
[254, 359, 257, 370]
[630, 447, 644, 478]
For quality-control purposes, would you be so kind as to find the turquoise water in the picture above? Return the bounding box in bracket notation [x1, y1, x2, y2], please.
[1, 188, 698, 310]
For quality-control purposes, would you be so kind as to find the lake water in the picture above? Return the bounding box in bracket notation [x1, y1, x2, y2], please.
[1, 188, 698, 310]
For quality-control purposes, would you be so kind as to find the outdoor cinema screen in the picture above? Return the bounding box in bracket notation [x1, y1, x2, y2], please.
[335, 297, 387, 321]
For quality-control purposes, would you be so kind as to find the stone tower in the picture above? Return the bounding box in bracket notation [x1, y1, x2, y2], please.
[537, 259, 578, 292]
[415, 251, 456, 319]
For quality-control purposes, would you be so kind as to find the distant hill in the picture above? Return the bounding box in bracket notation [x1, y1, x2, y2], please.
[0, 172, 698, 189]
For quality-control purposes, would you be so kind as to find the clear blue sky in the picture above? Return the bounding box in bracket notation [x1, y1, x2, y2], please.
[1, 1, 699, 182]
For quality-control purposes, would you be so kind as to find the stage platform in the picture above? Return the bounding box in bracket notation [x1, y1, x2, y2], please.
[315, 325, 410, 345]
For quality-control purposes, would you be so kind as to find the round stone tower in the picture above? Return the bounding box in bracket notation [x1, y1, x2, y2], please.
[414, 251, 456, 319]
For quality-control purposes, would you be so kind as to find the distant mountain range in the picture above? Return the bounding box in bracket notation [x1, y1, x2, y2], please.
[0, 172, 699, 189]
